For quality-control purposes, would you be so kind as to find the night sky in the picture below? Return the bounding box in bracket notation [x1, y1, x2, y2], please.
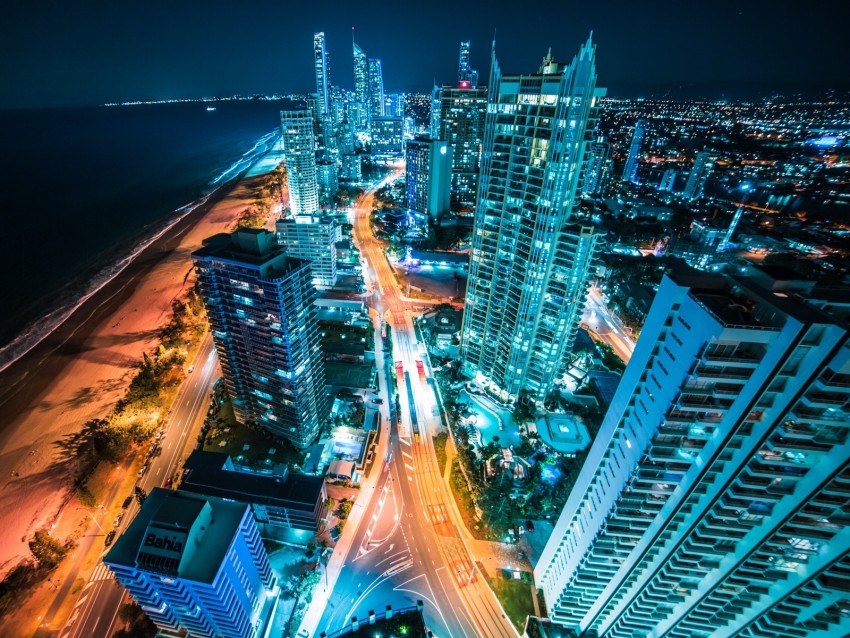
[2, 0, 848, 108]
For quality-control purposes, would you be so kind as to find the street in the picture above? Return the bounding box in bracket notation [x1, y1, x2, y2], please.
[54, 334, 219, 638]
[313, 172, 517, 638]
[582, 285, 636, 363]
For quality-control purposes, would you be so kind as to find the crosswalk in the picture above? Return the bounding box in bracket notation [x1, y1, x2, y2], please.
[89, 562, 114, 582]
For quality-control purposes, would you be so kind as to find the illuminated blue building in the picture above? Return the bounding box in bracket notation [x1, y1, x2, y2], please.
[193, 229, 328, 448]
[460, 36, 605, 403]
[623, 118, 646, 183]
[405, 137, 452, 218]
[683, 150, 716, 200]
[105, 489, 276, 638]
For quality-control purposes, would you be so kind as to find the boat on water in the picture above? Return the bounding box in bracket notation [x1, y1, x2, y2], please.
[206, 106, 216, 111]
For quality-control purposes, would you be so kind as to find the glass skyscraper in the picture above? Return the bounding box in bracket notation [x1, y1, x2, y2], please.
[405, 137, 452, 218]
[460, 36, 605, 403]
[367, 58, 385, 120]
[313, 31, 329, 117]
[683, 150, 717, 200]
[193, 229, 328, 448]
[105, 489, 276, 638]
[280, 109, 319, 216]
[536, 267, 850, 637]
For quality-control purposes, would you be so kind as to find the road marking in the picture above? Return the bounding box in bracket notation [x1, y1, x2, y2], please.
[404, 463, 415, 472]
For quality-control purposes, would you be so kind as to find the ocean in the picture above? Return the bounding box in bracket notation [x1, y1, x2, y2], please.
[0, 99, 292, 369]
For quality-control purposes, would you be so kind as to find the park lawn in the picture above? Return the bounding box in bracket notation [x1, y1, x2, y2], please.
[448, 459, 493, 541]
[325, 361, 375, 388]
[485, 569, 536, 633]
[204, 413, 303, 468]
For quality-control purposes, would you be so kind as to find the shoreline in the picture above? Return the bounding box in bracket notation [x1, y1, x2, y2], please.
[0, 134, 283, 578]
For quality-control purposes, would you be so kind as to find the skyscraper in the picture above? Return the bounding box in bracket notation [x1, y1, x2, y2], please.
[457, 40, 479, 88]
[105, 489, 276, 638]
[460, 36, 605, 403]
[438, 83, 488, 206]
[352, 40, 368, 105]
[535, 268, 850, 637]
[582, 135, 613, 198]
[280, 109, 319, 215]
[370, 116, 404, 159]
[405, 137, 452, 218]
[193, 229, 328, 448]
[683, 150, 716, 200]
[313, 32, 330, 117]
[623, 118, 646, 184]
[367, 58, 385, 119]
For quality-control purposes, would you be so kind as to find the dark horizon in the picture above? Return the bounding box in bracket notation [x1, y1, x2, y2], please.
[2, 0, 849, 109]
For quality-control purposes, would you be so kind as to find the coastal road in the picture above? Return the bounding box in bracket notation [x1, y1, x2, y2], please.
[315, 173, 516, 637]
[582, 285, 635, 363]
[56, 335, 219, 638]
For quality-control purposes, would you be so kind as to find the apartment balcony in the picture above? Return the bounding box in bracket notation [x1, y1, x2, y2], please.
[703, 352, 761, 367]
[694, 367, 752, 381]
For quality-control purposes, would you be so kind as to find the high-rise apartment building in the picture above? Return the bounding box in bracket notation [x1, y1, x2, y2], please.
[405, 137, 452, 218]
[367, 58, 385, 120]
[105, 489, 276, 638]
[276, 215, 337, 287]
[683, 150, 716, 200]
[535, 268, 850, 637]
[280, 109, 319, 215]
[460, 36, 605, 403]
[623, 118, 646, 184]
[659, 168, 678, 192]
[316, 159, 339, 205]
[193, 229, 328, 447]
[438, 83, 488, 206]
[370, 116, 404, 159]
[583, 136, 613, 198]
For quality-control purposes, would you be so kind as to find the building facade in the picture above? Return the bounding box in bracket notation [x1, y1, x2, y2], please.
[623, 118, 646, 184]
[370, 116, 404, 159]
[105, 489, 275, 638]
[438, 84, 488, 206]
[367, 58, 385, 120]
[460, 36, 605, 403]
[193, 230, 328, 448]
[457, 40, 479, 88]
[583, 136, 614, 198]
[276, 215, 337, 287]
[280, 109, 320, 216]
[316, 159, 339, 204]
[535, 269, 850, 637]
[405, 137, 452, 218]
[659, 168, 678, 192]
[313, 32, 330, 117]
[683, 150, 716, 200]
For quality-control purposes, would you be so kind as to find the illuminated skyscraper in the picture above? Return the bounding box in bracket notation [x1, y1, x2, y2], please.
[313, 32, 329, 117]
[370, 116, 403, 159]
[438, 83, 487, 206]
[457, 40, 479, 88]
[582, 135, 613, 198]
[683, 150, 716, 200]
[659, 167, 677, 192]
[405, 137, 452, 218]
[460, 36, 605, 403]
[352, 40, 368, 105]
[105, 489, 275, 638]
[276, 215, 337, 287]
[193, 229, 328, 447]
[623, 118, 646, 183]
[280, 109, 319, 215]
[367, 58, 385, 119]
[536, 268, 850, 637]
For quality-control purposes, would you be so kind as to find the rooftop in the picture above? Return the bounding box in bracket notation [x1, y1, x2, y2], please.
[105, 489, 248, 583]
[193, 230, 310, 279]
[180, 450, 325, 513]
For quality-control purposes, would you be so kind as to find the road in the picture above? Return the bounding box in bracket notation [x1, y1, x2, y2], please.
[582, 285, 636, 363]
[315, 172, 517, 638]
[55, 335, 219, 638]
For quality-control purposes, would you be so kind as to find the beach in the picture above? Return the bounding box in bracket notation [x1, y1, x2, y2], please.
[0, 139, 284, 578]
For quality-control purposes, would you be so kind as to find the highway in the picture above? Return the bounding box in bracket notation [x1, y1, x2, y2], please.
[55, 335, 219, 638]
[582, 285, 636, 363]
[315, 172, 517, 638]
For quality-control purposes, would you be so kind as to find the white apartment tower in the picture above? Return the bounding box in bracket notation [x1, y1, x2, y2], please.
[460, 36, 605, 403]
[280, 109, 319, 216]
[275, 216, 337, 287]
[535, 269, 850, 637]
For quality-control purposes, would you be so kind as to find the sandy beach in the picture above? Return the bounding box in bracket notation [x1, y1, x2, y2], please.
[0, 142, 284, 578]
